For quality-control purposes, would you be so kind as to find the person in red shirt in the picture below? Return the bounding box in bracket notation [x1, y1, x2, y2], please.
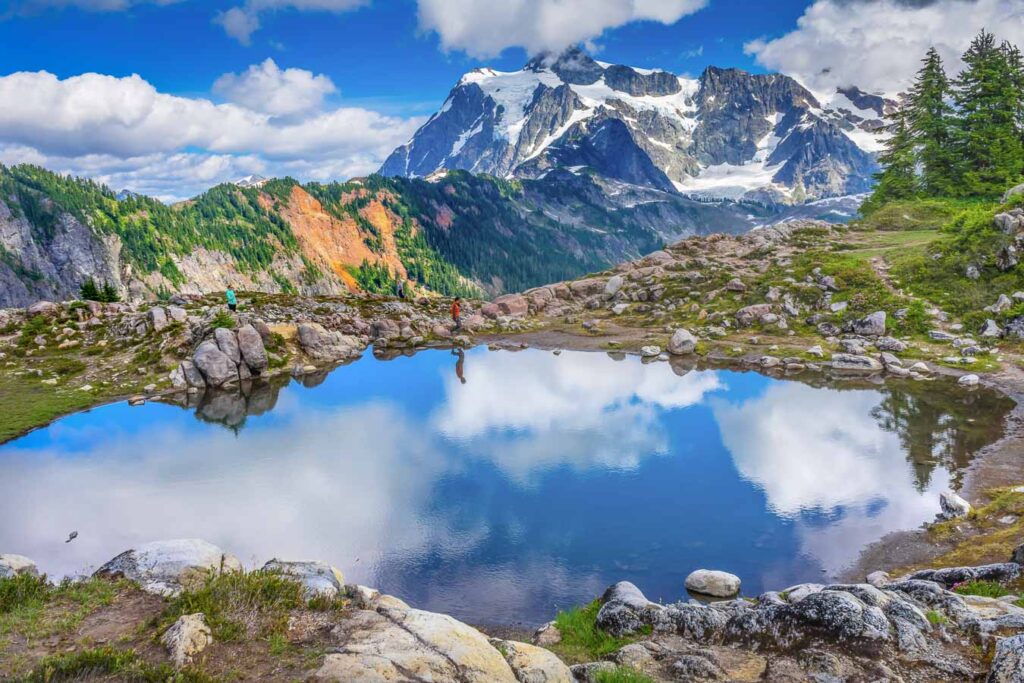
[451, 297, 461, 331]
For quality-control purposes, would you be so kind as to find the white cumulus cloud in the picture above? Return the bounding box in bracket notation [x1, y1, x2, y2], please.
[745, 0, 1024, 96]
[0, 67, 423, 200]
[416, 0, 709, 58]
[213, 58, 337, 117]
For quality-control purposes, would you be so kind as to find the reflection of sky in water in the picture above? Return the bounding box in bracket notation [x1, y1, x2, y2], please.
[0, 348, 1000, 625]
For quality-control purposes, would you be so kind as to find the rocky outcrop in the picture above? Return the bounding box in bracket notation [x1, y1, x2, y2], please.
[296, 322, 364, 363]
[261, 559, 345, 599]
[94, 539, 242, 596]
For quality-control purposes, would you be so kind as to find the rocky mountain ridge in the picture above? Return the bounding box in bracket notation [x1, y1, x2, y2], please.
[381, 48, 889, 205]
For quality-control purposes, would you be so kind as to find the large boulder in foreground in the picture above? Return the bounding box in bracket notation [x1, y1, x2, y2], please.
[668, 328, 697, 355]
[314, 606, 517, 682]
[988, 633, 1024, 683]
[236, 324, 268, 373]
[491, 639, 574, 683]
[94, 539, 242, 596]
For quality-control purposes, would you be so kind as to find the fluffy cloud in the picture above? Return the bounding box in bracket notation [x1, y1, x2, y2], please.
[0, 67, 423, 200]
[213, 58, 337, 117]
[416, 0, 709, 58]
[745, 0, 1024, 96]
[214, 0, 368, 45]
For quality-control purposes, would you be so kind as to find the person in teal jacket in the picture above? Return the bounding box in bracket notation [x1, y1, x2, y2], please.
[226, 288, 237, 312]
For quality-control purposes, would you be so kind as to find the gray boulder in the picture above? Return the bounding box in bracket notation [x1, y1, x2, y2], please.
[851, 311, 886, 336]
[668, 328, 697, 355]
[26, 301, 59, 317]
[1003, 183, 1024, 204]
[236, 324, 268, 373]
[908, 563, 1020, 589]
[830, 354, 883, 373]
[939, 490, 973, 519]
[178, 360, 206, 389]
[94, 539, 242, 596]
[161, 613, 212, 668]
[148, 306, 169, 332]
[685, 569, 741, 597]
[193, 340, 238, 388]
[213, 327, 241, 364]
[297, 322, 363, 363]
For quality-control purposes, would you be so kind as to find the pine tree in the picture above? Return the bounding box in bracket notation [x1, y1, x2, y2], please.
[1002, 41, 1024, 145]
[864, 106, 918, 211]
[79, 277, 99, 301]
[99, 282, 120, 303]
[908, 48, 956, 196]
[952, 30, 1024, 196]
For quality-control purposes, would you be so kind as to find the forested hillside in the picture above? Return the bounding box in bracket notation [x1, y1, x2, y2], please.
[0, 165, 669, 306]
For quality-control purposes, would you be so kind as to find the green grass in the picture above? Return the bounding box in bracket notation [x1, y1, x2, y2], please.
[210, 311, 236, 330]
[20, 646, 216, 683]
[547, 600, 651, 665]
[0, 574, 50, 614]
[594, 667, 655, 683]
[0, 371, 97, 444]
[158, 570, 342, 643]
[926, 610, 949, 625]
[952, 580, 1011, 599]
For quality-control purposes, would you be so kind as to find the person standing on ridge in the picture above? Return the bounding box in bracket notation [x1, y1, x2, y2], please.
[396, 279, 406, 299]
[226, 287, 237, 313]
[451, 297, 461, 331]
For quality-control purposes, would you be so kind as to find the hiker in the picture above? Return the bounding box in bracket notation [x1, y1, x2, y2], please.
[226, 287, 237, 312]
[451, 297, 461, 331]
[396, 279, 406, 299]
[452, 348, 466, 384]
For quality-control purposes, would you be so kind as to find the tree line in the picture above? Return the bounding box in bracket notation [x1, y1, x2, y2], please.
[866, 29, 1024, 211]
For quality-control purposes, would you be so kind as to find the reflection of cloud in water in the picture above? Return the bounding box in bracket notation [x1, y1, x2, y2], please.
[434, 351, 723, 481]
[713, 382, 948, 574]
[0, 403, 449, 581]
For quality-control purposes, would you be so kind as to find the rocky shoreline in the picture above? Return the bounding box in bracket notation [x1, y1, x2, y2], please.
[6, 538, 1024, 681]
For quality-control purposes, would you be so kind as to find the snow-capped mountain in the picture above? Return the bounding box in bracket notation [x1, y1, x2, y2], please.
[381, 48, 891, 205]
[234, 174, 269, 189]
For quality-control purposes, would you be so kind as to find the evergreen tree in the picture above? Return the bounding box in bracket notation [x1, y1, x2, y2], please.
[99, 282, 121, 303]
[952, 30, 1024, 196]
[908, 48, 956, 196]
[78, 277, 100, 301]
[865, 106, 918, 210]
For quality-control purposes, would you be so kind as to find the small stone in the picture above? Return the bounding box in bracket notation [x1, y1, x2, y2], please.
[807, 345, 825, 358]
[161, 613, 212, 668]
[939, 491, 972, 520]
[958, 374, 980, 387]
[667, 328, 697, 355]
[640, 346, 661, 358]
[866, 571, 891, 588]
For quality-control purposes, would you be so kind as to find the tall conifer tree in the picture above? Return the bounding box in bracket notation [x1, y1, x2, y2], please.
[907, 48, 955, 195]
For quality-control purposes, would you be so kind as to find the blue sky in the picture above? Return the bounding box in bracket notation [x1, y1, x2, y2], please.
[0, 0, 810, 116]
[0, 0, 1020, 199]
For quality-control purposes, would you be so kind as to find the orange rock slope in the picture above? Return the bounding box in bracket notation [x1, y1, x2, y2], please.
[264, 185, 410, 292]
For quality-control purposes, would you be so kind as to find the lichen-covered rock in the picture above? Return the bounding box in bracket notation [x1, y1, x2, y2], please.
[987, 633, 1024, 682]
[94, 539, 242, 596]
[148, 306, 169, 332]
[596, 581, 663, 637]
[161, 613, 212, 668]
[532, 621, 562, 646]
[686, 569, 741, 597]
[851, 311, 886, 336]
[261, 559, 344, 599]
[0, 553, 38, 578]
[908, 563, 1020, 589]
[492, 639, 574, 683]
[26, 301, 59, 317]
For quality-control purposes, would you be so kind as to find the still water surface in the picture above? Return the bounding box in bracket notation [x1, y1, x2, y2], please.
[0, 348, 1010, 625]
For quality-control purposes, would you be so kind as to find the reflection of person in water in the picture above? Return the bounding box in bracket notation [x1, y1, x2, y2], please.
[452, 348, 466, 384]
